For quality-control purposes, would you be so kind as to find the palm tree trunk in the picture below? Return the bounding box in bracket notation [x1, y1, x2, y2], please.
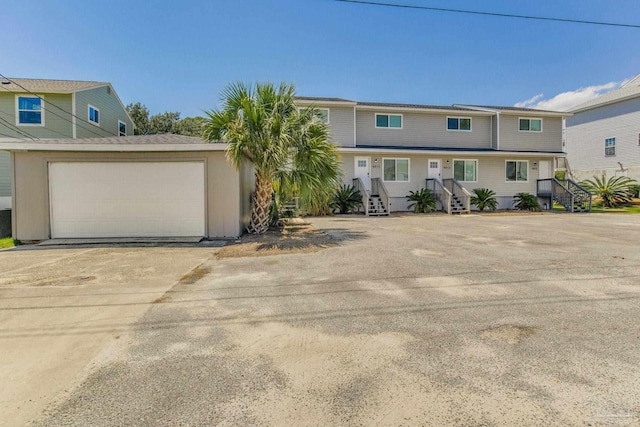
[247, 173, 273, 234]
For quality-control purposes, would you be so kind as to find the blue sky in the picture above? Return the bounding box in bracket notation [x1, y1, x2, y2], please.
[3, 0, 640, 116]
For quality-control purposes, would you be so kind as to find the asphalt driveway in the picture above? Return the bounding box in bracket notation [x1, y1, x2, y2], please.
[5, 213, 640, 426]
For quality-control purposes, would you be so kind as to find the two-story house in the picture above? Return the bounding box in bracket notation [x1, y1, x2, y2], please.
[295, 97, 585, 214]
[0, 78, 134, 209]
[566, 74, 640, 182]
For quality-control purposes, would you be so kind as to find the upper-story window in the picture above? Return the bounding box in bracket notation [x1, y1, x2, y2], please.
[118, 120, 127, 136]
[519, 117, 542, 132]
[375, 113, 402, 129]
[315, 108, 329, 124]
[88, 105, 100, 125]
[447, 117, 471, 131]
[605, 137, 616, 156]
[17, 96, 43, 125]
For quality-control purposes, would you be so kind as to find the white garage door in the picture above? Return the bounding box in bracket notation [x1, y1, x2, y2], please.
[49, 162, 205, 238]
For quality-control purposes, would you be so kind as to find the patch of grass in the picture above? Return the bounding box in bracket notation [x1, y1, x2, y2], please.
[0, 237, 14, 249]
[592, 205, 640, 214]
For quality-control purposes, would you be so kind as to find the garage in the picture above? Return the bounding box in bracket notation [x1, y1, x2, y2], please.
[0, 134, 253, 240]
[49, 162, 205, 238]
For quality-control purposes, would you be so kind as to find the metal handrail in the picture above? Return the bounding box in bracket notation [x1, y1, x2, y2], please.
[537, 178, 592, 212]
[426, 179, 453, 214]
[443, 178, 471, 212]
[372, 178, 390, 214]
[352, 178, 370, 216]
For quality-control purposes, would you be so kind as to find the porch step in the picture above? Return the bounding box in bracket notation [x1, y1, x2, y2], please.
[368, 196, 388, 216]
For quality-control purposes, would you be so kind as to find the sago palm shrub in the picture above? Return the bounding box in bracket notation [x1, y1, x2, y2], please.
[407, 188, 437, 213]
[330, 184, 363, 214]
[471, 188, 498, 211]
[579, 174, 636, 208]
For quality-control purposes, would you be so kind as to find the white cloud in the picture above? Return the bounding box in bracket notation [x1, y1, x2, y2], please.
[514, 80, 626, 112]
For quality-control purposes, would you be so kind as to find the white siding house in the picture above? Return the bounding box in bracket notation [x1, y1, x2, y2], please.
[566, 74, 640, 182]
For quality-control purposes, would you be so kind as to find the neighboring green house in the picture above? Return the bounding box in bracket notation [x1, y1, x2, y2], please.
[0, 78, 134, 209]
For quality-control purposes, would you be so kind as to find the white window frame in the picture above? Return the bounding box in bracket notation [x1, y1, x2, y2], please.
[15, 94, 45, 127]
[88, 105, 100, 126]
[446, 116, 472, 132]
[505, 160, 529, 182]
[452, 159, 478, 182]
[382, 157, 410, 182]
[605, 136, 616, 157]
[118, 120, 127, 136]
[297, 107, 330, 124]
[375, 113, 403, 130]
[518, 117, 543, 132]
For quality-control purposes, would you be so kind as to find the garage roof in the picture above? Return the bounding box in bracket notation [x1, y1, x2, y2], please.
[0, 134, 228, 152]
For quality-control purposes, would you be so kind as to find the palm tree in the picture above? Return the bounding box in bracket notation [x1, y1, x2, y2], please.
[203, 82, 340, 233]
[580, 174, 637, 208]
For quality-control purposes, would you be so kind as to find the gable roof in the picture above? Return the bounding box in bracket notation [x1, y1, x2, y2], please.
[0, 78, 108, 94]
[570, 74, 640, 113]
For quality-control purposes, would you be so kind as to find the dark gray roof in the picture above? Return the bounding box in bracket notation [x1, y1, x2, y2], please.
[294, 96, 354, 103]
[358, 101, 478, 111]
[462, 105, 566, 114]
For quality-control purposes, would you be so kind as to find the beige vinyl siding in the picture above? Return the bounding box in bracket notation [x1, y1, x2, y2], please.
[566, 97, 640, 181]
[0, 93, 74, 139]
[355, 111, 492, 149]
[74, 86, 133, 138]
[499, 115, 563, 152]
[0, 151, 10, 197]
[327, 106, 355, 146]
[340, 152, 546, 211]
[11, 150, 245, 240]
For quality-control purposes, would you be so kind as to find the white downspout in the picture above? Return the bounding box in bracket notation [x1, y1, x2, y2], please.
[496, 112, 500, 150]
[71, 92, 77, 139]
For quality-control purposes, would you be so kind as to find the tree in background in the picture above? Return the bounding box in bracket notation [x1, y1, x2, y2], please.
[203, 81, 341, 234]
[126, 102, 151, 135]
[125, 103, 206, 137]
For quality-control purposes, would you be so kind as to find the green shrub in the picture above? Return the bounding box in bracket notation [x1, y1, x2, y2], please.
[407, 188, 437, 213]
[579, 174, 637, 208]
[513, 193, 541, 211]
[471, 188, 498, 211]
[330, 184, 363, 214]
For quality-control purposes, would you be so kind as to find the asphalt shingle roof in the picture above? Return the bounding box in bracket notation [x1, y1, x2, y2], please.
[17, 134, 212, 145]
[0, 78, 108, 94]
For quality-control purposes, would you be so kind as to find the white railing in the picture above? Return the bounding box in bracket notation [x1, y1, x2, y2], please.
[352, 178, 370, 216]
[426, 179, 453, 214]
[443, 179, 471, 213]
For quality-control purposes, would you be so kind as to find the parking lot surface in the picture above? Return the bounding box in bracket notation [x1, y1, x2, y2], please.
[4, 213, 640, 426]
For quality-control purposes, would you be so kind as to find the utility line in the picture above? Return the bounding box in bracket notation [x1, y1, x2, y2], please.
[0, 114, 37, 140]
[332, 0, 640, 29]
[0, 109, 74, 140]
[0, 74, 117, 138]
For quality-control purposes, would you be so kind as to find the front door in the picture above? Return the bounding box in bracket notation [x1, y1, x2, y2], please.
[539, 160, 551, 179]
[354, 157, 371, 191]
[428, 159, 442, 181]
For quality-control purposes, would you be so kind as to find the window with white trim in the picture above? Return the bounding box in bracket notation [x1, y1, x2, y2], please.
[17, 96, 43, 125]
[447, 117, 471, 131]
[453, 159, 477, 182]
[88, 105, 100, 125]
[383, 158, 409, 182]
[118, 120, 126, 136]
[519, 118, 542, 132]
[605, 137, 616, 156]
[376, 114, 402, 129]
[505, 160, 528, 182]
